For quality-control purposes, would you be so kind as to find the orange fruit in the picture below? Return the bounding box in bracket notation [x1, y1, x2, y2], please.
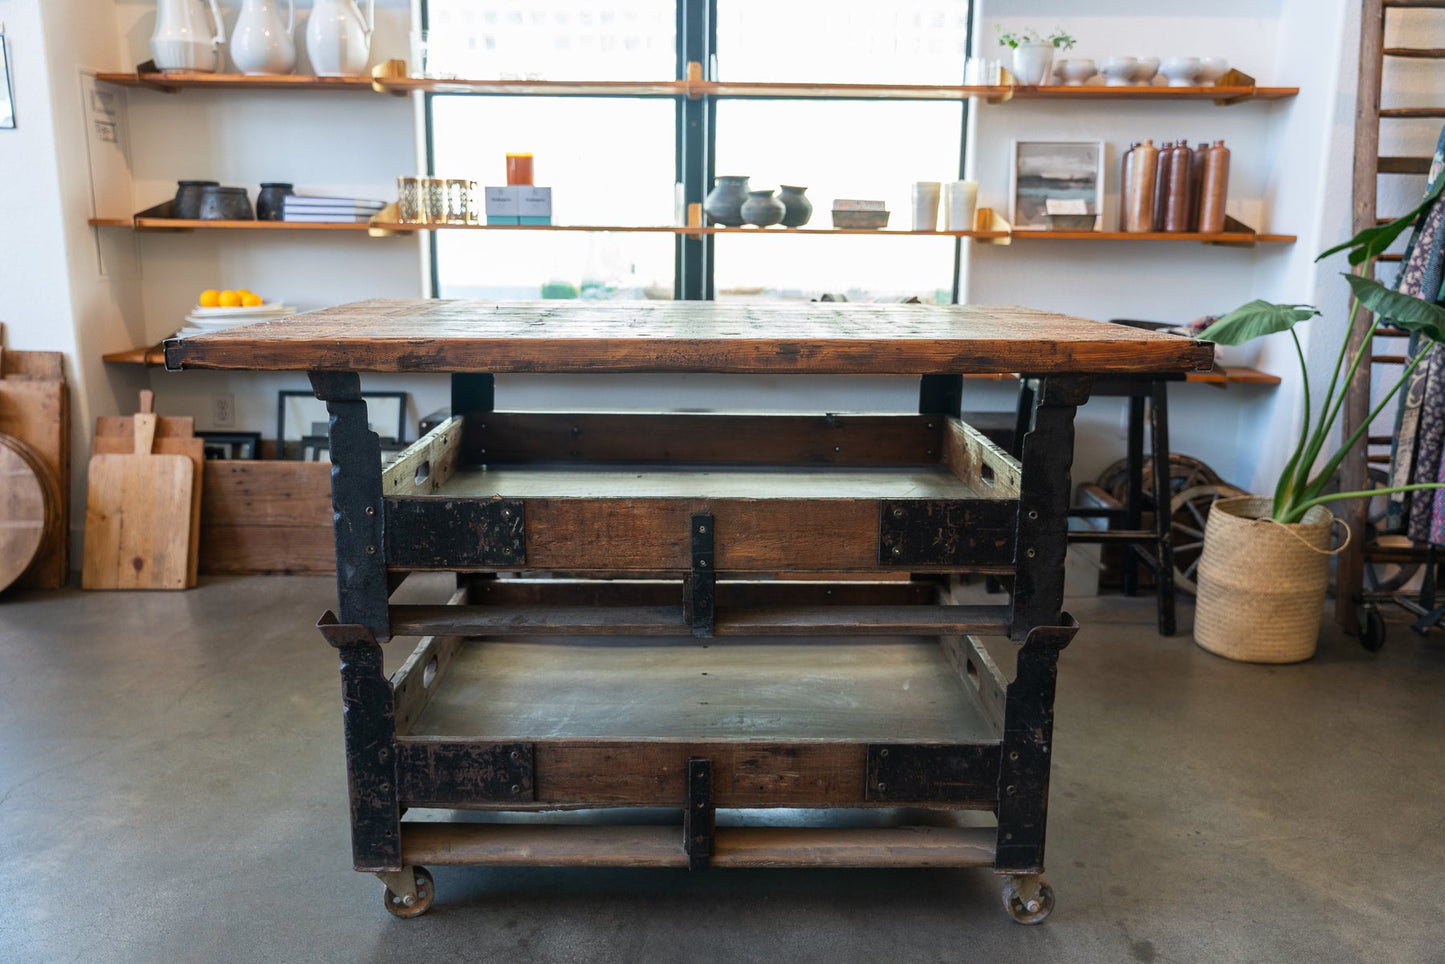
[240, 292, 263, 307]
[199, 289, 221, 308]
[218, 290, 241, 308]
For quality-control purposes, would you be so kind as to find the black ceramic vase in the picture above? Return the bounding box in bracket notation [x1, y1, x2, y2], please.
[198, 186, 255, 221]
[741, 189, 785, 228]
[778, 185, 813, 227]
[704, 175, 750, 226]
[255, 182, 295, 221]
[172, 180, 219, 219]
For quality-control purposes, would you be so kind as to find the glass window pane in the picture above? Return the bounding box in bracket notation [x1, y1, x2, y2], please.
[715, 0, 971, 84]
[430, 96, 676, 299]
[713, 99, 962, 303]
[424, 1, 676, 80]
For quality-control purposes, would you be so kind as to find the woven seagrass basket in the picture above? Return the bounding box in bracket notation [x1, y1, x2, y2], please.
[1194, 496, 1338, 664]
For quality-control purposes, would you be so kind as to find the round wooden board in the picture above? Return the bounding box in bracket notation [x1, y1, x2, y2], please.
[0, 433, 59, 592]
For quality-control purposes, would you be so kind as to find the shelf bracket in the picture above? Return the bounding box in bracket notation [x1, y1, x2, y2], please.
[983, 67, 1016, 105]
[974, 207, 1013, 245]
[684, 60, 705, 100]
[131, 60, 180, 93]
[1206, 215, 1261, 247]
[1212, 68, 1259, 105]
[372, 59, 408, 96]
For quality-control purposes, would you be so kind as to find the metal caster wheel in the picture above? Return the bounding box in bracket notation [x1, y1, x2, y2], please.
[1002, 875, 1055, 925]
[382, 866, 434, 919]
[1357, 601, 1387, 652]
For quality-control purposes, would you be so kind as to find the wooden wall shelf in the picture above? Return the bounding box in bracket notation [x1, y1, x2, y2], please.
[91, 216, 384, 232]
[96, 60, 1298, 107]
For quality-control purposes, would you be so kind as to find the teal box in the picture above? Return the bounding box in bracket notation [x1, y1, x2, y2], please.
[487, 215, 520, 225]
[518, 215, 552, 225]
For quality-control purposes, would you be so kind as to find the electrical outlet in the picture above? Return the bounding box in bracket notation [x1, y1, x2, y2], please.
[213, 392, 235, 428]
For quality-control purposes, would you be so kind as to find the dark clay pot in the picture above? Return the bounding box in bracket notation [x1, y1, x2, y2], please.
[172, 180, 219, 219]
[704, 175, 750, 226]
[198, 186, 255, 221]
[778, 185, 813, 227]
[255, 182, 295, 221]
[741, 189, 785, 228]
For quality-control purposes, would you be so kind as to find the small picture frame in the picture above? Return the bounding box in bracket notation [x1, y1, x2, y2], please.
[196, 431, 261, 460]
[1009, 139, 1105, 232]
[276, 389, 409, 462]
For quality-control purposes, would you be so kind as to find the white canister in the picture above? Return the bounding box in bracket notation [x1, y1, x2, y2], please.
[943, 181, 979, 232]
[231, 0, 296, 76]
[911, 181, 941, 232]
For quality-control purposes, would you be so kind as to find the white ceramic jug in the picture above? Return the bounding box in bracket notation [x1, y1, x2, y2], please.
[150, 0, 225, 73]
[305, 0, 375, 78]
[232, 0, 296, 76]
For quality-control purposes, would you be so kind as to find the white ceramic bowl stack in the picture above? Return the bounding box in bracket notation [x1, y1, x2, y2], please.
[183, 302, 297, 332]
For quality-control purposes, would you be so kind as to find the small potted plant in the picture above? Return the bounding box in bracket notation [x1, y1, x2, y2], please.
[1191, 176, 1445, 662]
[996, 25, 1076, 86]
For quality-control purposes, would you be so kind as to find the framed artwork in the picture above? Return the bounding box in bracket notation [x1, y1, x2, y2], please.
[1009, 139, 1105, 231]
[196, 431, 261, 460]
[276, 390, 409, 461]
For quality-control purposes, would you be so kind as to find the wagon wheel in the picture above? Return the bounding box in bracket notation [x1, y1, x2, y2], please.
[1170, 484, 1248, 595]
[1098, 453, 1224, 510]
[382, 866, 434, 919]
[1002, 876, 1055, 925]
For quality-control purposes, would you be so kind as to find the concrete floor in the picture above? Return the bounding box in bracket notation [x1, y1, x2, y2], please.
[2, 575, 1444, 964]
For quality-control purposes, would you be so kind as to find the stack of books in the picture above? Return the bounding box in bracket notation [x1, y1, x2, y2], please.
[282, 195, 386, 223]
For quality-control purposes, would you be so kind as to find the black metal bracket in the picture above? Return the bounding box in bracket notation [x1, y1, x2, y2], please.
[686, 513, 715, 637]
[316, 611, 401, 872]
[866, 744, 1002, 804]
[310, 371, 390, 642]
[385, 498, 525, 568]
[878, 500, 1017, 568]
[683, 758, 714, 870]
[995, 616, 1079, 874]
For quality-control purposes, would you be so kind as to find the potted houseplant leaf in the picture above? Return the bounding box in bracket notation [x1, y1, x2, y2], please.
[1192, 176, 1445, 662]
[995, 26, 1075, 87]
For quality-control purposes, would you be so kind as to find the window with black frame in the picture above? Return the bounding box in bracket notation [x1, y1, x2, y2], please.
[424, 1, 971, 303]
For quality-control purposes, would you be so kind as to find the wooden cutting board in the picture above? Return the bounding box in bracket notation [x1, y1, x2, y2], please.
[93, 392, 204, 586]
[82, 407, 195, 590]
[0, 323, 69, 589]
[0, 433, 59, 593]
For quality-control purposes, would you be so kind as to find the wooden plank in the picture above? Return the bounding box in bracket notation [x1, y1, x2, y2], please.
[199, 460, 333, 526]
[1380, 107, 1445, 117]
[1184, 366, 1281, 385]
[98, 70, 375, 91]
[165, 300, 1217, 376]
[383, 416, 461, 496]
[942, 418, 1022, 498]
[940, 635, 1009, 732]
[132, 217, 377, 232]
[400, 822, 997, 868]
[198, 525, 334, 574]
[386, 493, 1012, 572]
[392, 587, 469, 736]
[1009, 229, 1295, 242]
[460, 413, 942, 466]
[387, 603, 1012, 637]
[1383, 47, 1445, 57]
[467, 578, 936, 608]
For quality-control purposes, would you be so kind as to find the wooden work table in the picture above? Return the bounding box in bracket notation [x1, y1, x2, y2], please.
[166, 300, 1211, 923]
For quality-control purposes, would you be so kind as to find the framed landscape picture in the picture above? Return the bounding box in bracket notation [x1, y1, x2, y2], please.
[1009, 139, 1105, 231]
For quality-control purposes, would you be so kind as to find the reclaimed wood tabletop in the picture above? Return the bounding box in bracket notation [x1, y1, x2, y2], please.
[165, 299, 1214, 375]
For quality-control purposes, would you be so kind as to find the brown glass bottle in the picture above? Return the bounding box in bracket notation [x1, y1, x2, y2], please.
[1119, 142, 1138, 231]
[1188, 142, 1208, 231]
[1125, 139, 1160, 233]
[1162, 139, 1194, 232]
[1198, 140, 1230, 234]
[1152, 142, 1174, 232]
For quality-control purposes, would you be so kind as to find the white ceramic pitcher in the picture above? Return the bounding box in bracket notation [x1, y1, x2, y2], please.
[232, 0, 296, 76]
[305, 0, 375, 78]
[150, 0, 225, 73]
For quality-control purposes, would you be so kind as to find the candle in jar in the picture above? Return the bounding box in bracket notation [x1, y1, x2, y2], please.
[506, 152, 534, 186]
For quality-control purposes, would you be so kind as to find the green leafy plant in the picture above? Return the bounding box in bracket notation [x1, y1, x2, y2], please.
[995, 26, 1076, 50]
[1201, 175, 1445, 523]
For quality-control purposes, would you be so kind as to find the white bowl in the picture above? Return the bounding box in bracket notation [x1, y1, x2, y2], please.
[1198, 57, 1229, 86]
[1160, 56, 1202, 87]
[1133, 56, 1160, 85]
[1058, 58, 1097, 86]
[1099, 56, 1138, 87]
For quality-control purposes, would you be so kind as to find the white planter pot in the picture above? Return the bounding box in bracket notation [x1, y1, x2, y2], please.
[1012, 43, 1055, 86]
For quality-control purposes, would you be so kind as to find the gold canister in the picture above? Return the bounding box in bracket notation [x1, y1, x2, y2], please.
[444, 178, 477, 224]
[421, 177, 446, 224]
[396, 176, 422, 223]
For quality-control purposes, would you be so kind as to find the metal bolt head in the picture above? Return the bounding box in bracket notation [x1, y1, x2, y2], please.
[891, 545, 903, 557]
[892, 507, 904, 519]
[1006, 784, 1017, 795]
[510, 750, 521, 761]
[366, 545, 376, 555]
[876, 782, 887, 792]
[1026, 548, 1036, 558]
[1025, 899, 1041, 913]
[698, 524, 707, 534]
[511, 784, 521, 794]
[501, 507, 512, 520]
[1009, 750, 1019, 761]
[365, 505, 375, 516]
[699, 559, 708, 568]
[1027, 510, 1038, 520]
[879, 748, 889, 758]
[402, 894, 416, 907]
